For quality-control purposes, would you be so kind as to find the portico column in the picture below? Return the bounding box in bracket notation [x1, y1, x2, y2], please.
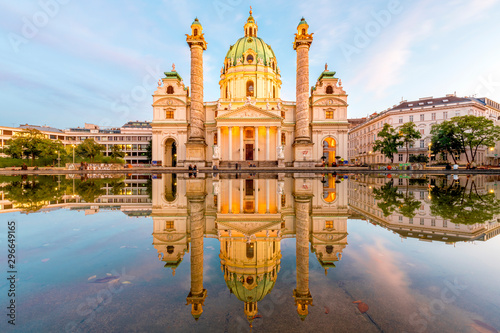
[277, 127, 282, 148]
[240, 178, 244, 213]
[266, 126, 270, 160]
[240, 127, 244, 161]
[266, 179, 270, 213]
[254, 126, 259, 161]
[228, 126, 233, 161]
[229, 180, 232, 213]
[254, 179, 259, 213]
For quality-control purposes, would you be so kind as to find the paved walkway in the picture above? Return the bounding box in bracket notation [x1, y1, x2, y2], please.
[1, 166, 500, 175]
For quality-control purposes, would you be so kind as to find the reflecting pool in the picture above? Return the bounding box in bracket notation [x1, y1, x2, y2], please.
[1, 173, 499, 333]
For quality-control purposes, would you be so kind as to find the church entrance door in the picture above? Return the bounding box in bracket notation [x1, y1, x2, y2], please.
[246, 144, 254, 161]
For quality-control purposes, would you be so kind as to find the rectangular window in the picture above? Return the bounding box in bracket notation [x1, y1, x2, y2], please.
[398, 154, 403, 162]
[326, 110, 334, 119]
[420, 218, 425, 225]
[281, 133, 286, 145]
[165, 110, 174, 119]
[409, 218, 413, 224]
[431, 219, 436, 226]
[409, 115, 414, 122]
[431, 113, 436, 120]
[165, 221, 174, 229]
[325, 221, 333, 229]
[399, 117, 403, 123]
[455, 111, 460, 117]
[443, 111, 448, 119]
[420, 140, 425, 148]
[420, 129, 425, 135]
[399, 216, 403, 222]
[443, 220, 448, 228]
[420, 114, 425, 121]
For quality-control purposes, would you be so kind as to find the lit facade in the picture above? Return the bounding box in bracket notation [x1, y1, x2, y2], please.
[152, 10, 349, 168]
[151, 174, 348, 324]
[348, 95, 500, 165]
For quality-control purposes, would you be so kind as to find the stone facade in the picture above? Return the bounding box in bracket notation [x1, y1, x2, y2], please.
[152, 10, 349, 168]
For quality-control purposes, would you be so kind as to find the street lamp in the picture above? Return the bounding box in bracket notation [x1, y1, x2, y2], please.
[56, 150, 60, 168]
[427, 142, 432, 167]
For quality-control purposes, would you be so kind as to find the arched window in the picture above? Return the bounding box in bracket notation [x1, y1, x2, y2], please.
[326, 245, 333, 254]
[246, 54, 254, 64]
[225, 85, 228, 99]
[302, 28, 306, 35]
[167, 246, 174, 254]
[246, 80, 254, 97]
[253, 28, 256, 36]
[246, 243, 254, 259]
[194, 29, 198, 36]
[326, 85, 333, 94]
[167, 86, 174, 94]
[214, 132, 218, 145]
[273, 86, 276, 99]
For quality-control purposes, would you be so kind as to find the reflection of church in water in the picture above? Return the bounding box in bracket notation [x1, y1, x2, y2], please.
[151, 173, 348, 324]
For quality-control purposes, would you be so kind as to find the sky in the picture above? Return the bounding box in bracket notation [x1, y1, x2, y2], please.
[1, 0, 500, 129]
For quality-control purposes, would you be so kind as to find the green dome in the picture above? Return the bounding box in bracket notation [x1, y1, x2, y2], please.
[298, 17, 308, 27]
[225, 36, 276, 67]
[225, 273, 275, 303]
[192, 18, 201, 26]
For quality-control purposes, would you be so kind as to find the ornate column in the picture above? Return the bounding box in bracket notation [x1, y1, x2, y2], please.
[186, 18, 208, 165]
[254, 126, 259, 162]
[240, 178, 244, 213]
[228, 126, 233, 161]
[229, 179, 233, 213]
[266, 126, 270, 160]
[186, 187, 207, 321]
[293, 194, 313, 321]
[266, 179, 270, 213]
[240, 127, 244, 161]
[254, 179, 259, 213]
[292, 18, 314, 167]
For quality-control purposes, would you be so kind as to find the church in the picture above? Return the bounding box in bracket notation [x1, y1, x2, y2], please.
[152, 9, 349, 168]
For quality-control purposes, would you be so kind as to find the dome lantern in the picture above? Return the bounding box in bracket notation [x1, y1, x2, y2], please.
[244, 6, 258, 37]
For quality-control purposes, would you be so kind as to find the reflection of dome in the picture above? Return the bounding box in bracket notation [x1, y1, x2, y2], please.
[225, 272, 276, 303]
[225, 37, 276, 67]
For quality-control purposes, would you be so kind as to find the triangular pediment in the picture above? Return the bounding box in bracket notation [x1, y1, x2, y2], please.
[217, 104, 282, 120]
[216, 220, 281, 236]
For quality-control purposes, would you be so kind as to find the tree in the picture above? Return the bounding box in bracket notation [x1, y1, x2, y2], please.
[399, 122, 421, 163]
[430, 121, 464, 164]
[372, 178, 422, 218]
[110, 145, 125, 161]
[430, 177, 500, 224]
[38, 139, 66, 165]
[372, 123, 403, 163]
[75, 139, 104, 163]
[4, 129, 47, 165]
[453, 115, 500, 164]
[4, 176, 65, 212]
[145, 140, 152, 162]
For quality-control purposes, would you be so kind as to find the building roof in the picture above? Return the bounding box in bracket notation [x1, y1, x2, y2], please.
[122, 121, 152, 129]
[388, 95, 471, 112]
[19, 124, 64, 133]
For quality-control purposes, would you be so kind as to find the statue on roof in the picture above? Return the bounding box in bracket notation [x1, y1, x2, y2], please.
[325, 63, 328, 71]
[172, 63, 176, 72]
[158, 79, 162, 87]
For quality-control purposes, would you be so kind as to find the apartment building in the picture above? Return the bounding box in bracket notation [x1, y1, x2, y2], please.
[348, 95, 500, 165]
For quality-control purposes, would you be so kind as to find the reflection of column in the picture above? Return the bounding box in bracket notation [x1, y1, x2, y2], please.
[240, 127, 244, 161]
[266, 179, 270, 213]
[293, 195, 313, 321]
[254, 179, 259, 213]
[186, 193, 207, 321]
[217, 182, 222, 213]
[229, 180, 233, 213]
[254, 126, 259, 161]
[228, 126, 233, 161]
[266, 126, 270, 160]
